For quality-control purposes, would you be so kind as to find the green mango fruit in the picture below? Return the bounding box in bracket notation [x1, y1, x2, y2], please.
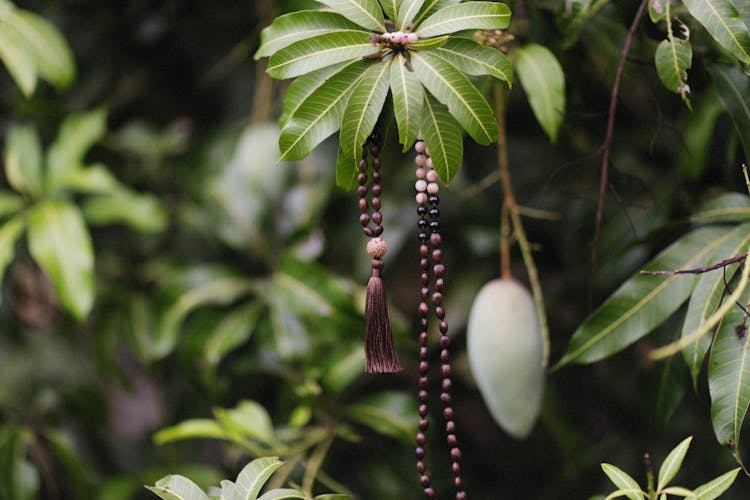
[467, 279, 544, 438]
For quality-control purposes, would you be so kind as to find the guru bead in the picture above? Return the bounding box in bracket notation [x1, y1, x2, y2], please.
[366, 237, 388, 258]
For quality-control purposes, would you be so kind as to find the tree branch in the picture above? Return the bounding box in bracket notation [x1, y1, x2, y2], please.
[640, 253, 749, 276]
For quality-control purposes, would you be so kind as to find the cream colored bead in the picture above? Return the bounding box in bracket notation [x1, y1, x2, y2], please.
[416, 167, 426, 179]
[415, 154, 426, 166]
[367, 237, 388, 258]
[415, 179, 427, 192]
[416, 192, 428, 204]
[425, 157, 433, 169]
[415, 141, 426, 153]
[426, 169, 438, 182]
[427, 182, 439, 194]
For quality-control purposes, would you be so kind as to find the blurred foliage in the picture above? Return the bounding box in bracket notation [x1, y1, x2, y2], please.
[0, 0, 747, 499]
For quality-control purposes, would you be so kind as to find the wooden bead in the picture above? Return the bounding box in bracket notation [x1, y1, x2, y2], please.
[366, 237, 387, 257]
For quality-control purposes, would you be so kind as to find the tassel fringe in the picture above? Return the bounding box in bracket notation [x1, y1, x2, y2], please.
[365, 261, 402, 373]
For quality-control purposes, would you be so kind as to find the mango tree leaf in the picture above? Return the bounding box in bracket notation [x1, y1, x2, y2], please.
[682, 0, 750, 64]
[708, 286, 750, 460]
[0, 216, 24, 300]
[46, 108, 107, 191]
[601, 464, 645, 500]
[649, 0, 668, 23]
[82, 191, 167, 233]
[314, 0, 386, 31]
[279, 63, 347, 129]
[255, 11, 364, 60]
[678, 89, 724, 178]
[657, 436, 692, 490]
[335, 142, 359, 190]
[412, 51, 497, 145]
[390, 54, 423, 151]
[557, 0, 608, 48]
[5, 124, 43, 196]
[267, 31, 373, 80]
[234, 457, 284, 500]
[692, 468, 741, 500]
[732, 0, 749, 33]
[681, 222, 750, 388]
[409, 35, 449, 51]
[416, 1, 511, 38]
[279, 60, 369, 161]
[339, 61, 391, 160]
[0, 192, 23, 219]
[398, 0, 426, 30]
[153, 419, 227, 445]
[27, 201, 94, 320]
[145, 475, 209, 500]
[5, 8, 75, 90]
[709, 65, 750, 162]
[555, 226, 733, 367]
[690, 193, 750, 224]
[58, 163, 120, 194]
[603, 491, 646, 500]
[0, 20, 36, 96]
[214, 400, 274, 444]
[413, 0, 461, 27]
[420, 92, 463, 183]
[153, 275, 254, 359]
[654, 37, 691, 103]
[434, 38, 513, 85]
[322, 345, 366, 394]
[658, 486, 694, 497]
[204, 305, 260, 366]
[513, 44, 566, 143]
[346, 391, 417, 444]
[257, 489, 307, 500]
[381, 0, 398, 25]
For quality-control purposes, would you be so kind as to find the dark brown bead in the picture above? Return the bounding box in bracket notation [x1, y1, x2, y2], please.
[357, 173, 367, 185]
[372, 158, 380, 169]
[419, 332, 428, 344]
[443, 407, 454, 420]
[362, 227, 373, 237]
[358, 198, 367, 211]
[433, 264, 445, 276]
[450, 447, 462, 460]
[418, 219, 428, 230]
[420, 317, 428, 328]
[452, 462, 461, 474]
[420, 258, 430, 270]
[440, 336, 450, 348]
[416, 433, 426, 446]
[419, 418, 429, 430]
[419, 347, 428, 358]
[429, 221, 440, 231]
[432, 249, 442, 261]
[446, 421, 455, 433]
[428, 195, 439, 204]
[417, 206, 427, 216]
[418, 232, 428, 242]
[359, 159, 368, 171]
[372, 170, 380, 181]
[425, 487, 435, 498]
[418, 301, 429, 314]
[454, 477, 463, 489]
[372, 212, 382, 224]
[441, 349, 449, 362]
[429, 207, 440, 218]
[430, 232, 442, 247]
[420, 475, 431, 487]
[416, 461, 426, 473]
[419, 404, 428, 416]
[373, 225, 383, 236]
[440, 392, 452, 403]
[357, 185, 367, 197]
[416, 446, 425, 459]
[371, 197, 381, 209]
[439, 321, 449, 333]
[419, 376, 428, 388]
[435, 278, 445, 291]
[419, 361, 429, 372]
[421, 273, 429, 285]
[359, 213, 370, 226]
[456, 490, 466, 500]
[418, 390, 428, 401]
[441, 363, 451, 376]
[435, 306, 445, 319]
[420, 287, 429, 299]
[420, 244, 429, 256]
[371, 145, 380, 156]
[447, 433, 457, 446]
[442, 378, 452, 391]
[371, 184, 382, 196]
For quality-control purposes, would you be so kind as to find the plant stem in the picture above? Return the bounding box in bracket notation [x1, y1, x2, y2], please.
[302, 430, 335, 495]
[645, 453, 657, 500]
[495, 84, 551, 368]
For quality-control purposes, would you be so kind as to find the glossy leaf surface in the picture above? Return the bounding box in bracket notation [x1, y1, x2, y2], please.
[420, 92, 463, 184]
[682, 0, 750, 63]
[339, 61, 391, 160]
[513, 44, 565, 143]
[314, 0, 386, 31]
[434, 38, 513, 84]
[709, 65, 750, 162]
[390, 54, 423, 151]
[416, 1, 511, 38]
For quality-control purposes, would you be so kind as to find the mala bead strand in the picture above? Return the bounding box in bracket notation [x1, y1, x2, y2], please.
[414, 136, 467, 499]
[358, 136, 402, 374]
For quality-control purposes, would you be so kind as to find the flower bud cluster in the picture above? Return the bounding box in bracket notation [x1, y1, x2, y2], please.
[371, 31, 419, 46]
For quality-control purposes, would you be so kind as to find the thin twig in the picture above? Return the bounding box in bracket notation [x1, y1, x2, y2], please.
[589, 0, 649, 306]
[640, 253, 749, 276]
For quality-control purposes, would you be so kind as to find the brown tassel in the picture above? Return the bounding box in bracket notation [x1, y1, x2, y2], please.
[365, 252, 402, 373]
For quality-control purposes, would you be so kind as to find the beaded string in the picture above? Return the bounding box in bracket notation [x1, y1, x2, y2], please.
[414, 136, 466, 499]
[357, 133, 402, 374]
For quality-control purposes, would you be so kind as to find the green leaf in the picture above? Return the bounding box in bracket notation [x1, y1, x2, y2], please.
[5, 8, 75, 90]
[0, 20, 36, 96]
[381, 0, 399, 25]
[339, 61, 391, 160]
[5, 124, 43, 196]
[692, 468, 741, 500]
[658, 486, 694, 497]
[346, 391, 417, 444]
[57, 163, 120, 194]
[314, 0, 386, 31]
[682, 0, 750, 64]
[733, 0, 750, 33]
[654, 37, 692, 103]
[335, 142, 359, 190]
[257, 489, 307, 500]
[267, 31, 374, 80]
[420, 92, 463, 183]
[513, 43, 566, 143]
[255, 11, 364, 60]
[678, 89, 724, 178]
[649, 0, 668, 23]
[27, 201, 94, 320]
[657, 436, 692, 490]
[153, 275, 254, 359]
[681, 222, 750, 388]
[234, 457, 284, 500]
[82, 190, 167, 233]
[690, 193, 750, 224]
[279, 60, 369, 161]
[146, 475, 209, 500]
[709, 65, 750, 162]
[390, 54, 423, 151]
[416, 1, 511, 38]
[398, 0, 426, 30]
[708, 285, 750, 456]
[279, 63, 348, 129]
[413, 0, 461, 27]
[407, 34, 449, 50]
[214, 400, 275, 444]
[204, 305, 259, 366]
[46, 108, 107, 191]
[411, 51, 497, 145]
[601, 464, 645, 500]
[0, 216, 24, 302]
[153, 419, 227, 445]
[0, 192, 23, 219]
[555, 226, 733, 367]
[603, 491, 646, 500]
[434, 38, 513, 85]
